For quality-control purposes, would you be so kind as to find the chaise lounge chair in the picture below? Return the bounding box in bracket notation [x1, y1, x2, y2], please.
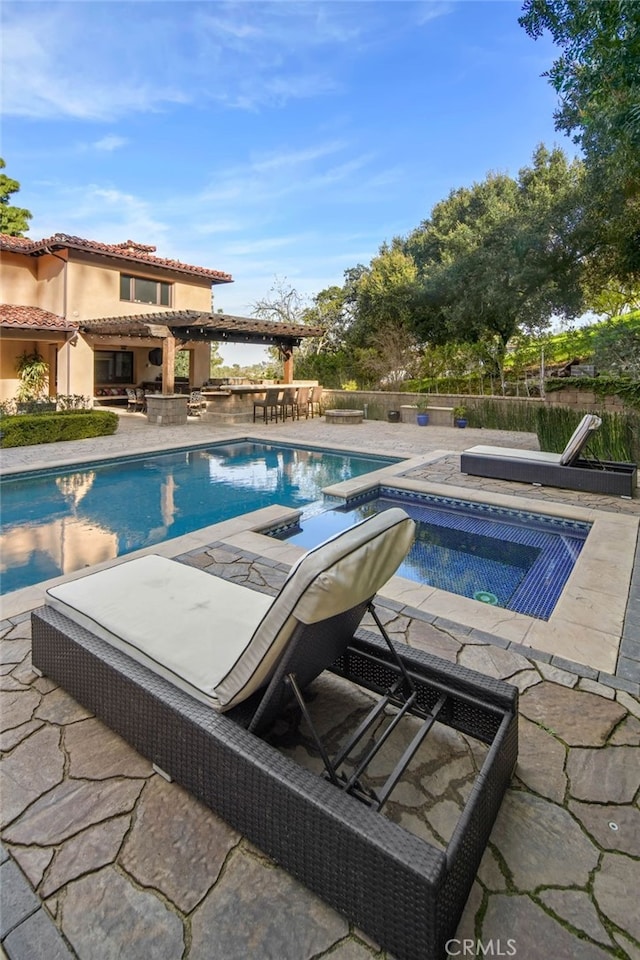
[461, 414, 637, 497]
[31, 509, 518, 960]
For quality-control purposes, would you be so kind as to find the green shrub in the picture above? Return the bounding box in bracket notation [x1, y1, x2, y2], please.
[0, 411, 118, 447]
[536, 407, 640, 463]
[463, 399, 539, 432]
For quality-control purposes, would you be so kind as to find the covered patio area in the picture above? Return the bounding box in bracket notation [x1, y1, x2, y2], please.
[84, 310, 324, 425]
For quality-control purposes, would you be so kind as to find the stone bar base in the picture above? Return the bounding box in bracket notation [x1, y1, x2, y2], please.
[146, 394, 189, 426]
[201, 382, 318, 425]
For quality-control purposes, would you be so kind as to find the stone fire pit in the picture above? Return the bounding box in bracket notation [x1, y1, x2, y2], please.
[325, 409, 364, 425]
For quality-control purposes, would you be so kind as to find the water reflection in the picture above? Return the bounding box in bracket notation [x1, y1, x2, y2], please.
[1, 442, 394, 594]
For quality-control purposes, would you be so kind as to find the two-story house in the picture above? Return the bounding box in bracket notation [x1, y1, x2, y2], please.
[0, 234, 233, 404]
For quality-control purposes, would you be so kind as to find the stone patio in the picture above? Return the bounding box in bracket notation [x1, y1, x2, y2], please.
[2, 414, 639, 959]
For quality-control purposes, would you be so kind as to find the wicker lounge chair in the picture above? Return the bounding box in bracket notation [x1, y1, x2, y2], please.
[31, 509, 518, 960]
[461, 414, 637, 497]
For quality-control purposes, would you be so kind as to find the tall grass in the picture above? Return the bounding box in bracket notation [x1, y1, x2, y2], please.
[536, 407, 640, 463]
[465, 400, 539, 433]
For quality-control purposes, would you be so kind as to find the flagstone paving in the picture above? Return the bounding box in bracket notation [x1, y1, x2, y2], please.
[2, 541, 639, 960]
[1, 415, 639, 959]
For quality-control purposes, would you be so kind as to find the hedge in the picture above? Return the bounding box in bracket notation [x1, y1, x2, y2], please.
[536, 406, 640, 463]
[0, 410, 119, 448]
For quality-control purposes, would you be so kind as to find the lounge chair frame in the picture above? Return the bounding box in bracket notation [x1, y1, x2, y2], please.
[32, 603, 517, 960]
[460, 450, 636, 497]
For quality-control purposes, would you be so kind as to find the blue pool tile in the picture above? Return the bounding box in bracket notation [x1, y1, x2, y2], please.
[272, 490, 591, 622]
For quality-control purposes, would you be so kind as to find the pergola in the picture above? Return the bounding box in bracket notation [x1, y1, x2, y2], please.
[81, 310, 324, 391]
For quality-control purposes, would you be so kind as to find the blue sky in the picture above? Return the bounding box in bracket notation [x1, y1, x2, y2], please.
[2, 1, 572, 363]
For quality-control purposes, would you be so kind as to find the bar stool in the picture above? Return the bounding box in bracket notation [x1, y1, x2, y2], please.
[277, 388, 297, 421]
[253, 388, 282, 423]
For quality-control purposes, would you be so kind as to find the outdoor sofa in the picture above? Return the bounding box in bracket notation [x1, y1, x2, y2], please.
[31, 508, 518, 960]
[461, 414, 637, 497]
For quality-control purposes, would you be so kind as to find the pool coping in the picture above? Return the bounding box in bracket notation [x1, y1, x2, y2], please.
[1, 444, 638, 692]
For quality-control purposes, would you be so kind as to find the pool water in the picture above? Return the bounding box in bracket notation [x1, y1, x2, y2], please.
[271, 489, 591, 620]
[0, 442, 396, 595]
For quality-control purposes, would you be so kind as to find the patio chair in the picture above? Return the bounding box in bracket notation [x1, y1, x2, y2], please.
[187, 389, 206, 416]
[126, 388, 144, 413]
[461, 414, 637, 497]
[253, 388, 282, 423]
[308, 384, 323, 417]
[31, 508, 518, 960]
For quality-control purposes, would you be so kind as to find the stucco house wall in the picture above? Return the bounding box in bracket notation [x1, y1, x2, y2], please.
[1, 237, 230, 404]
[1, 251, 67, 316]
[65, 252, 213, 321]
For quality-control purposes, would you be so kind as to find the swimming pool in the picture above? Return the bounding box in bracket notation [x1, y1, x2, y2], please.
[270, 488, 592, 620]
[0, 442, 397, 595]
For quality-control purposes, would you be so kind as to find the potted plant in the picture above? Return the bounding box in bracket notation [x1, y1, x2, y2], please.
[15, 350, 52, 413]
[416, 397, 429, 426]
[453, 405, 468, 428]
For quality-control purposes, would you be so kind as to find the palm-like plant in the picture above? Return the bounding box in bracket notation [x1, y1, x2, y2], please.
[16, 350, 49, 401]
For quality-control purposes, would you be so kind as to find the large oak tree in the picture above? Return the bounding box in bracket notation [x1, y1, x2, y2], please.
[406, 146, 585, 384]
[520, 0, 640, 282]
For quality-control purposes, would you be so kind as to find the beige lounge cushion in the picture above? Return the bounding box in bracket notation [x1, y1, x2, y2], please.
[464, 414, 602, 468]
[559, 414, 601, 465]
[46, 556, 274, 710]
[46, 507, 415, 713]
[214, 506, 415, 709]
[463, 445, 562, 465]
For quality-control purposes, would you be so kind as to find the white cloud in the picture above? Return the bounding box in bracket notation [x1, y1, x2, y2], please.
[27, 183, 169, 249]
[1, 6, 188, 120]
[1, 1, 374, 120]
[414, 2, 454, 27]
[91, 136, 128, 152]
[251, 141, 347, 173]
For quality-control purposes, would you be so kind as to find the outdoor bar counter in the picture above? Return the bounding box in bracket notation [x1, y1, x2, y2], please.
[200, 381, 317, 424]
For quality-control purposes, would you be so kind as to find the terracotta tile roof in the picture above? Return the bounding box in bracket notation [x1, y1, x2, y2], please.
[0, 304, 77, 332]
[0, 233, 233, 284]
[82, 310, 324, 344]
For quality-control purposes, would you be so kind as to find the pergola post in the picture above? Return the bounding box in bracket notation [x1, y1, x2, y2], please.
[162, 335, 176, 394]
[281, 345, 294, 384]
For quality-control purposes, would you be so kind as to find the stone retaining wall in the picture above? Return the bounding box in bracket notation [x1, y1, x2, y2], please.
[320, 389, 634, 420]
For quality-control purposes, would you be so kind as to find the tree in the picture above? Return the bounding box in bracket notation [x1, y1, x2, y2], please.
[0, 159, 32, 236]
[350, 243, 418, 348]
[592, 312, 640, 377]
[174, 343, 222, 379]
[251, 276, 307, 325]
[209, 342, 223, 375]
[300, 285, 350, 354]
[519, 1, 640, 282]
[356, 320, 423, 389]
[406, 146, 585, 387]
[251, 276, 310, 374]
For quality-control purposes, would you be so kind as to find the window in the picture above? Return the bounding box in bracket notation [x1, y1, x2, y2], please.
[120, 274, 171, 306]
[95, 351, 134, 384]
